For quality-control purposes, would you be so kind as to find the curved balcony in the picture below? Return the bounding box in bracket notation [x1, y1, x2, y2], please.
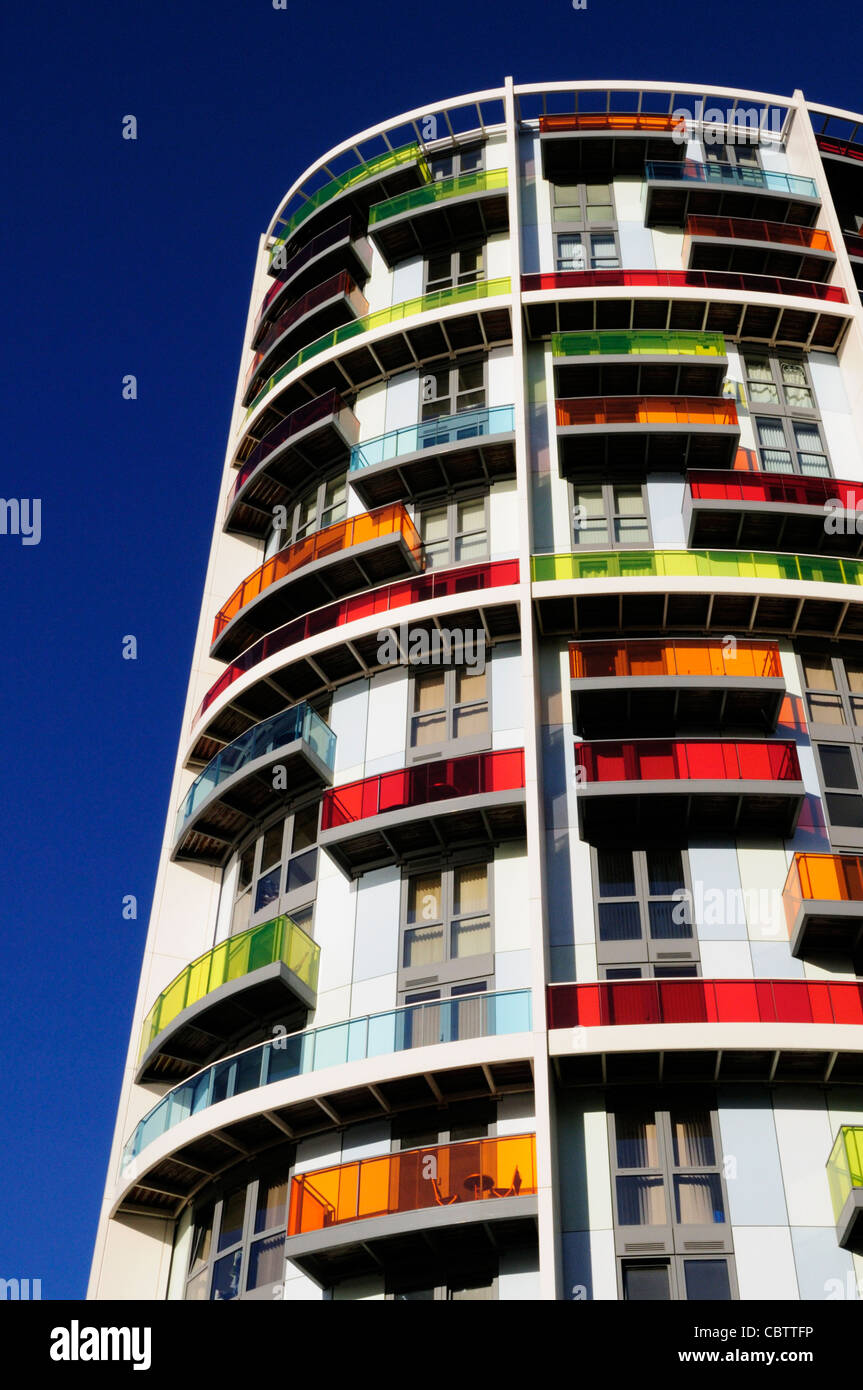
[827, 1127, 863, 1253]
[644, 159, 819, 228]
[348, 404, 516, 508]
[844, 230, 863, 263]
[573, 736, 803, 839]
[226, 391, 359, 539]
[136, 915, 320, 1084]
[684, 214, 836, 281]
[531, 546, 863, 644]
[521, 269, 848, 353]
[320, 749, 526, 877]
[367, 167, 509, 267]
[252, 218, 372, 345]
[552, 328, 727, 399]
[242, 273, 369, 406]
[119, 988, 533, 1213]
[555, 394, 739, 472]
[173, 702, 335, 865]
[685, 469, 863, 558]
[245, 277, 512, 422]
[539, 112, 687, 179]
[783, 853, 863, 964]
[269, 142, 430, 267]
[569, 638, 785, 737]
[212, 503, 424, 662]
[284, 1133, 537, 1286]
[190, 561, 521, 763]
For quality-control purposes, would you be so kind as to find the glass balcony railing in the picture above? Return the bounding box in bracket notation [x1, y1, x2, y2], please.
[254, 217, 365, 333]
[646, 160, 818, 198]
[539, 113, 682, 134]
[574, 737, 801, 785]
[212, 503, 423, 643]
[827, 1127, 863, 1223]
[254, 272, 367, 362]
[521, 269, 846, 302]
[349, 405, 515, 472]
[121, 988, 532, 1168]
[270, 143, 429, 256]
[570, 637, 782, 681]
[817, 134, 863, 164]
[246, 277, 512, 416]
[368, 168, 508, 226]
[531, 548, 863, 587]
[686, 214, 834, 251]
[175, 702, 336, 840]
[551, 328, 726, 359]
[321, 749, 525, 830]
[288, 1133, 537, 1236]
[783, 852, 863, 932]
[548, 978, 863, 1029]
[193, 559, 520, 726]
[230, 390, 356, 506]
[688, 469, 863, 511]
[844, 231, 863, 259]
[556, 395, 737, 427]
[138, 915, 320, 1064]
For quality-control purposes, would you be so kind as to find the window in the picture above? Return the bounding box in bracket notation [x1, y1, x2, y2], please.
[702, 140, 761, 171]
[184, 1161, 292, 1300]
[800, 651, 863, 733]
[622, 1257, 733, 1301]
[421, 359, 485, 422]
[556, 232, 619, 271]
[572, 481, 650, 549]
[742, 352, 830, 478]
[425, 244, 484, 294]
[400, 860, 493, 993]
[417, 492, 488, 569]
[553, 181, 616, 225]
[228, 803, 321, 935]
[390, 1270, 498, 1300]
[428, 144, 484, 182]
[592, 848, 699, 968]
[610, 1103, 735, 1292]
[814, 743, 863, 849]
[602, 963, 700, 980]
[264, 474, 347, 559]
[409, 665, 489, 757]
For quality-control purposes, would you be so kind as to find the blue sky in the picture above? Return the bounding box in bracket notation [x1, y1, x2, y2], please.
[1, 0, 859, 1301]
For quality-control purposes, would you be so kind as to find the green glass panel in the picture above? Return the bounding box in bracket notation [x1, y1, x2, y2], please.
[368, 168, 508, 225]
[551, 329, 725, 359]
[270, 143, 428, 255]
[531, 549, 863, 588]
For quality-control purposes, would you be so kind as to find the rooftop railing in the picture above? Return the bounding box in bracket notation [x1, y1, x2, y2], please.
[539, 113, 682, 134]
[270, 143, 429, 255]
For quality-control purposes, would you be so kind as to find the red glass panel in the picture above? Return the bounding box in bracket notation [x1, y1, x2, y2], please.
[548, 979, 863, 1027]
[522, 269, 847, 303]
[320, 750, 526, 831]
[577, 739, 800, 784]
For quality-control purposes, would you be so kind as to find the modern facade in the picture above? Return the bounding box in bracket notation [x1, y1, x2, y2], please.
[91, 78, 863, 1302]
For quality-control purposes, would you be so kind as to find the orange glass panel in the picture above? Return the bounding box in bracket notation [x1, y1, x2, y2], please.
[569, 639, 781, 681]
[686, 215, 834, 253]
[783, 852, 863, 933]
[555, 396, 738, 428]
[538, 113, 681, 134]
[287, 1134, 537, 1234]
[212, 503, 423, 642]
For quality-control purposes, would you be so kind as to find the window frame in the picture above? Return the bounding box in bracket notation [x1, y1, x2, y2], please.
[798, 649, 863, 745]
[184, 1159, 293, 1302]
[608, 1102, 734, 1263]
[227, 799, 322, 936]
[743, 352, 831, 478]
[423, 242, 486, 295]
[591, 846, 699, 968]
[552, 180, 617, 231]
[419, 356, 487, 422]
[555, 229, 621, 272]
[620, 1254, 738, 1302]
[416, 489, 490, 570]
[398, 856, 495, 998]
[264, 471, 348, 560]
[570, 479, 652, 552]
[813, 740, 863, 851]
[406, 660, 492, 763]
[427, 142, 485, 183]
